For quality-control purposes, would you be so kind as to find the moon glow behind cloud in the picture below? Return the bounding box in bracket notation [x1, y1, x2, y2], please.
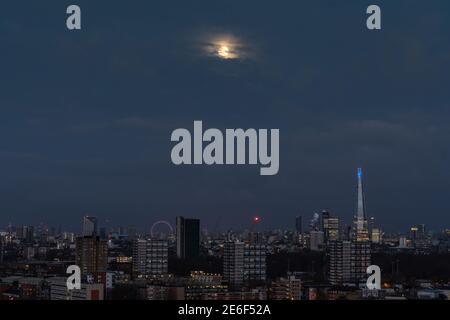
[199, 32, 251, 60]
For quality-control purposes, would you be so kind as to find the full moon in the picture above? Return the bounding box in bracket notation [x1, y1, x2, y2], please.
[217, 45, 231, 59]
[198, 32, 250, 60]
[214, 41, 239, 60]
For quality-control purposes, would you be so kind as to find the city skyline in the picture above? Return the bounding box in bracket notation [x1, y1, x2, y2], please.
[1, 195, 449, 301]
[1, 167, 447, 234]
[1, 167, 447, 236]
[1, 166, 449, 301]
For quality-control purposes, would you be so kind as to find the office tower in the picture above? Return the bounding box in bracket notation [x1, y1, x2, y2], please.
[244, 242, 266, 284]
[295, 216, 302, 234]
[99, 227, 107, 240]
[321, 210, 330, 231]
[223, 241, 245, 287]
[328, 240, 352, 286]
[327, 217, 340, 241]
[176, 216, 200, 259]
[371, 228, 382, 244]
[369, 216, 375, 239]
[322, 211, 340, 242]
[82, 216, 98, 237]
[132, 239, 168, 277]
[410, 224, 430, 253]
[309, 212, 320, 231]
[75, 236, 108, 277]
[351, 168, 371, 284]
[399, 236, 408, 248]
[309, 230, 324, 251]
[410, 225, 419, 244]
[25, 226, 34, 244]
[128, 225, 137, 240]
[301, 232, 310, 249]
[341, 224, 352, 241]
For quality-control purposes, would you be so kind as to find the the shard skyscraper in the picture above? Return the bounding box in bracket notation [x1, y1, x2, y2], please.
[355, 168, 369, 242]
[352, 168, 371, 284]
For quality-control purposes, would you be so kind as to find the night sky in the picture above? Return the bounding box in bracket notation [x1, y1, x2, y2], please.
[1, 1, 450, 233]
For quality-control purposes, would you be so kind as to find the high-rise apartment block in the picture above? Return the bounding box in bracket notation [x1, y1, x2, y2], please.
[75, 236, 108, 277]
[133, 239, 169, 277]
[223, 241, 245, 287]
[271, 275, 302, 300]
[244, 243, 266, 284]
[223, 239, 266, 287]
[328, 240, 352, 286]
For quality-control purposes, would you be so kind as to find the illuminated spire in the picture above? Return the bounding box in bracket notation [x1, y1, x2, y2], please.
[355, 168, 369, 241]
[357, 168, 365, 220]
